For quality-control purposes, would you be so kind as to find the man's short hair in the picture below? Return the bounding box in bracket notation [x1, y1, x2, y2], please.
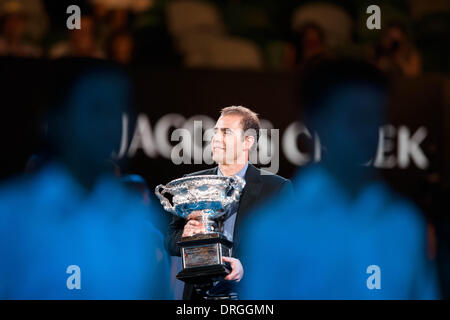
[220, 106, 261, 141]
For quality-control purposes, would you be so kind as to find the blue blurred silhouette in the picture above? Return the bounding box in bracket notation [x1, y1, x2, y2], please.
[0, 61, 171, 299]
[239, 57, 440, 299]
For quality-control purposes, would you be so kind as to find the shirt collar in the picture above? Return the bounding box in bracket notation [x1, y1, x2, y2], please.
[217, 162, 249, 180]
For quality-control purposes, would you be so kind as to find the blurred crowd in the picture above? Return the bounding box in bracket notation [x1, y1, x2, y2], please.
[0, 0, 448, 75]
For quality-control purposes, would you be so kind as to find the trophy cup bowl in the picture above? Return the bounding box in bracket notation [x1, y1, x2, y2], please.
[155, 175, 245, 284]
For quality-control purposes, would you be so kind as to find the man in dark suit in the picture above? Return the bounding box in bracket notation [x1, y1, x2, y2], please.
[165, 106, 292, 300]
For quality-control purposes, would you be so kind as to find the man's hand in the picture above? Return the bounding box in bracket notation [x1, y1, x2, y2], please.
[223, 257, 244, 282]
[182, 211, 205, 237]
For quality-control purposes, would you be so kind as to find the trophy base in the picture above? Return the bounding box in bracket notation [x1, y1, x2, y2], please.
[176, 264, 231, 284]
[177, 232, 233, 284]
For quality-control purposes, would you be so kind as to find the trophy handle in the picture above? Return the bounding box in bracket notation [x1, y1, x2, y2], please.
[222, 176, 246, 209]
[155, 184, 176, 214]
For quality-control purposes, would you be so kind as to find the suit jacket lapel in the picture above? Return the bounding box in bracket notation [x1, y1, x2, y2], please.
[202, 167, 218, 175]
[201, 164, 262, 255]
[232, 163, 263, 252]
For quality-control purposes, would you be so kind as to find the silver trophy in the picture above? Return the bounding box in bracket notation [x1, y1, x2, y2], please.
[155, 175, 245, 283]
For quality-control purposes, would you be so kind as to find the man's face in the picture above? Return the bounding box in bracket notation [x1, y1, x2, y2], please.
[211, 114, 248, 165]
